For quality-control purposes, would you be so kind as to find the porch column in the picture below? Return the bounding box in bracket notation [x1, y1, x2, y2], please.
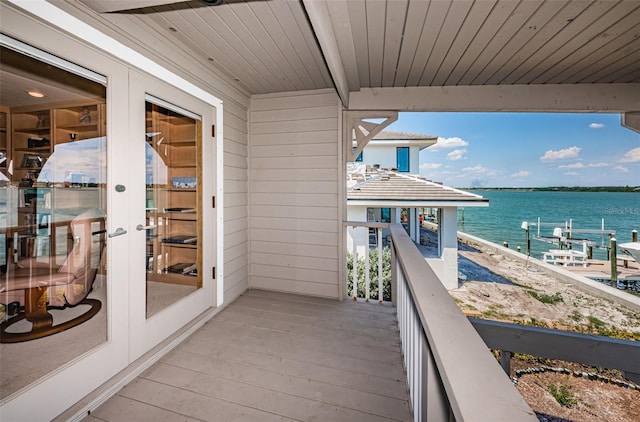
[409, 208, 418, 242]
[439, 207, 458, 289]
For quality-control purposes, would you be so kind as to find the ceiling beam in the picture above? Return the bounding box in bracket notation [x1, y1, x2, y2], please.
[302, 0, 350, 108]
[349, 84, 640, 113]
[622, 112, 640, 134]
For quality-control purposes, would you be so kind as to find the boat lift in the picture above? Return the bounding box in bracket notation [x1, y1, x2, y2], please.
[522, 218, 616, 256]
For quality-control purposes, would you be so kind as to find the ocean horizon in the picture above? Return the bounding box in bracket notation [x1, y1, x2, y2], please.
[458, 190, 640, 261]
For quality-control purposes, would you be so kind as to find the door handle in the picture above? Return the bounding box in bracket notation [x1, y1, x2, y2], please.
[108, 228, 127, 238]
[136, 224, 156, 231]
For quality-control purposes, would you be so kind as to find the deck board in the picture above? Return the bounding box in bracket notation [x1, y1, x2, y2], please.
[84, 290, 412, 421]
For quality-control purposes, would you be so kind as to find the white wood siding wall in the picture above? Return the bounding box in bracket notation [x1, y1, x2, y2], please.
[249, 89, 341, 298]
[223, 102, 250, 303]
[40, 1, 252, 307]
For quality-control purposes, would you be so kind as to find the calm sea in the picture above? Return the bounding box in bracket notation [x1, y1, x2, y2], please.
[458, 190, 640, 261]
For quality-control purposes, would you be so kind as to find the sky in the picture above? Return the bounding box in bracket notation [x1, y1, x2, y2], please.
[385, 112, 640, 188]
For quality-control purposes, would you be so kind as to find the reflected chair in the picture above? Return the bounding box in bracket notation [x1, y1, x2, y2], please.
[0, 210, 106, 343]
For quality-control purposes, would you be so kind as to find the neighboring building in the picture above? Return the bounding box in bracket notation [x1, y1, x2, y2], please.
[350, 129, 438, 175]
[347, 166, 488, 288]
[346, 130, 488, 289]
[348, 130, 440, 245]
[347, 130, 438, 247]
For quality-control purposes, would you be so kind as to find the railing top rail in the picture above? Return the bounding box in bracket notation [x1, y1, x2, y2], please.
[389, 224, 536, 421]
[344, 221, 390, 229]
[470, 318, 640, 376]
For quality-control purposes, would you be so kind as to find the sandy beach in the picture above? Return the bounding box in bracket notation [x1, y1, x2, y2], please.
[417, 226, 640, 421]
[418, 226, 640, 333]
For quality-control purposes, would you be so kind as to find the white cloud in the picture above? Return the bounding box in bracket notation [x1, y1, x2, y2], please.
[565, 171, 579, 176]
[620, 147, 640, 163]
[540, 146, 581, 162]
[463, 165, 487, 173]
[558, 162, 585, 169]
[447, 149, 467, 161]
[420, 162, 442, 170]
[429, 137, 469, 151]
[587, 162, 609, 168]
[589, 123, 605, 129]
[613, 165, 629, 173]
[511, 170, 531, 177]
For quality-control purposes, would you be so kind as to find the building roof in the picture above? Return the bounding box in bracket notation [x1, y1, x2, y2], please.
[347, 171, 488, 207]
[372, 130, 437, 141]
[360, 130, 438, 151]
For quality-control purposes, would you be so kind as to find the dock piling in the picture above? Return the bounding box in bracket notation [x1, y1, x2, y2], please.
[610, 237, 618, 286]
[633, 230, 638, 243]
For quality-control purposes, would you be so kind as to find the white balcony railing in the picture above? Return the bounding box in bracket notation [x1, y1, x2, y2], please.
[345, 221, 390, 302]
[346, 222, 639, 420]
[388, 224, 536, 421]
[470, 318, 640, 385]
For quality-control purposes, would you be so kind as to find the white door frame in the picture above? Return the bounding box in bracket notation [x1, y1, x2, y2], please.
[0, 11, 130, 422]
[128, 71, 216, 360]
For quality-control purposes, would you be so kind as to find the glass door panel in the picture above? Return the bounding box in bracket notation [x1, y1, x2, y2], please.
[144, 99, 201, 318]
[0, 43, 107, 399]
[129, 70, 213, 362]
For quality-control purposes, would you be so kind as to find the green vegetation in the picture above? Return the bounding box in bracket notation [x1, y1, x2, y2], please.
[527, 290, 564, 305]
[569, 311, 583, 322]
[482, 304, 510, 320]
[512, 313, 640, 341]
[587, 316, 606, 329]
[548, 382, 577, 407]
[575, 316, 640, 341]
[347, 247, 392, 301]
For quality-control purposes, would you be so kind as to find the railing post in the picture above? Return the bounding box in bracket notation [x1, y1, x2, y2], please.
[378, 229, 383, 303]
[391, 241, 397, 307]
[365, 235, 370, 302]
[500, 350, 513, 376]
[351, 226, 358, 300]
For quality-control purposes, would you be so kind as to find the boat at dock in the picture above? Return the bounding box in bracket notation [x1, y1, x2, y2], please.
[619, 242, 640, 264]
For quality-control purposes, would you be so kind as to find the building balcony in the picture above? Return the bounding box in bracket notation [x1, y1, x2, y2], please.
[71, 224, 639, 422]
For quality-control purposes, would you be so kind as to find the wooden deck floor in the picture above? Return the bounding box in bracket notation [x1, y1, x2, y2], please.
[83, 290, 412, 421]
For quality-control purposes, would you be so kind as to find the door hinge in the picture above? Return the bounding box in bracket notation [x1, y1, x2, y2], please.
[212, 196, 216, 208]
[212, 124, 216, 138]
[212, 266, 216, 279]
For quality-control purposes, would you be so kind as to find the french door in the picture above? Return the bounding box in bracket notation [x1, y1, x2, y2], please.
[0, 33, 130, 421]
[128, 71, 216, 359]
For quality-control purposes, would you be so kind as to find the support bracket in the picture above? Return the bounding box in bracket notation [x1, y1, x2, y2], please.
[344, 111, 398, 162]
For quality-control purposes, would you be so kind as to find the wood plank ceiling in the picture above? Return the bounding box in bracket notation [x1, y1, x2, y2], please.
[64, 0, 640, 96]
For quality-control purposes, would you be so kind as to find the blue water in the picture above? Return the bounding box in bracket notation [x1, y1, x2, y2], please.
[458, 191, 640, 261]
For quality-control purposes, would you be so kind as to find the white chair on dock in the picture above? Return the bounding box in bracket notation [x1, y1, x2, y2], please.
[543, 249, 588, 267]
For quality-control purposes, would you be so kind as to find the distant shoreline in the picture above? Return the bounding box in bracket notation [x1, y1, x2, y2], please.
[462, 186, 640, 193]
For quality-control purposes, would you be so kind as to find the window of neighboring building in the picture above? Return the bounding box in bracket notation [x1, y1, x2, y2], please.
[397, 147, 409, 172]
[381, 208, 391, 223]
[353, 147, 363, 162]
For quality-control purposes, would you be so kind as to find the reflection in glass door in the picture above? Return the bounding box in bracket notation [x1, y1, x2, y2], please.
[0, 43, 107, 398]
[144, 98, 201, 318]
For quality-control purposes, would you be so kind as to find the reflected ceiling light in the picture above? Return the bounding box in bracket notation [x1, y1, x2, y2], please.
[27, 90, 45, 98]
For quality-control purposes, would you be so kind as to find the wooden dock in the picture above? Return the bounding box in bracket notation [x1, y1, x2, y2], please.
[551, 257, 640, 282]
[82, 290, 412, 421]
